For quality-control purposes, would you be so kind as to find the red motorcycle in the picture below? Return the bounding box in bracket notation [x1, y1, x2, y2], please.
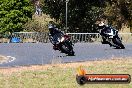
[49, 33, 75, 56]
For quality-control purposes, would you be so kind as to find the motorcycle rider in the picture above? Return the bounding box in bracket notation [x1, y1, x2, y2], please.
[98, 21, 113, 46]
[98, 21, 109, 36]
[48, 21, 64, 50]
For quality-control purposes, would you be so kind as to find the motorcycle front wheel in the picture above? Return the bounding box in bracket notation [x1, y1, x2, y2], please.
[60, 41, 75, 56]
[113, 38, 125, 49]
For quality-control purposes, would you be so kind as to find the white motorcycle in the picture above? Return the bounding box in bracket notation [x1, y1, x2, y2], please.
[99, 26, 125, 49]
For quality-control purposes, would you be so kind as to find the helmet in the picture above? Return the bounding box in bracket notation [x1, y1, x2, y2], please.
[48, 24, 54, 29]
[99, 21, 105, 26]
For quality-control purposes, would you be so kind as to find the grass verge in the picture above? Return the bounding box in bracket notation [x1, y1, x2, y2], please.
[0, 57, 132, 88]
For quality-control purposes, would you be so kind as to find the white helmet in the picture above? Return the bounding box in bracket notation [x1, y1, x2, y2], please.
[99, 21, 105, 26]
[48, 24, 54, 29]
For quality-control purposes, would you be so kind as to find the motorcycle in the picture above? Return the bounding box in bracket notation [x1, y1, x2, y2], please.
[49, 32, 75, 56]
[98, 26, 125, 49]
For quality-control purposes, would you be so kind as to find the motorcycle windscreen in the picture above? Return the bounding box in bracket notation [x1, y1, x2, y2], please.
[106, 27, 111, 33]
[106, 27, 115, 36]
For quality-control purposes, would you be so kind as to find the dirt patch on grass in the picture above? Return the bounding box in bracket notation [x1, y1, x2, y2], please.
[0, 57, 131, 75]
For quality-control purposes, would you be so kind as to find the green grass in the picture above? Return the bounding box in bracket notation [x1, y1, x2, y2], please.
[0, 58, 132, 88]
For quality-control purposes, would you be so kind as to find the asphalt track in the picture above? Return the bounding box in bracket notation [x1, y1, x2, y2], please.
[0, 43, 132, 67]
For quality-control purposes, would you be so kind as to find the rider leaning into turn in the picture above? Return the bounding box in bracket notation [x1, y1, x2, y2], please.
[98, 21, 109, 36]
[48, 21, 63, 50]
[98, 21, 113, 46]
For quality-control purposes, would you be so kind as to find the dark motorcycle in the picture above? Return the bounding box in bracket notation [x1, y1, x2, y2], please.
[98, 26, 125, 49]
[49, 32, 75, 56]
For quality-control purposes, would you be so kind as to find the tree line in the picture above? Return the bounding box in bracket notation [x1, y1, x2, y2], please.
[0, 0, 33, 34]
[0, 0, 132, 33]
[43, 0, 132, 32]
